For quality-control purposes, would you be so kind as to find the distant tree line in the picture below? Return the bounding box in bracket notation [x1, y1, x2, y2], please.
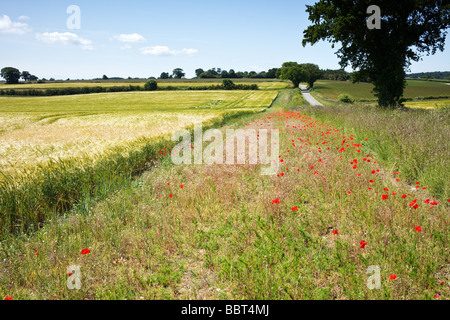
[0, 80, 258, 97]
[320, 69, 351, 81]
[192, 68, 281, 79]
[1, 67, 39, 84]
[406, 71, 450, 81]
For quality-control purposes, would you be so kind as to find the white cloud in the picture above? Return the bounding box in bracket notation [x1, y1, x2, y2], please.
[0, 15, 31, 34]
[115, 33, 145, 43]
[36, 32, 94, 50]
[18, 16, 30, 21]
[181, 48, 198, 55]
[140, 46, 198, 56]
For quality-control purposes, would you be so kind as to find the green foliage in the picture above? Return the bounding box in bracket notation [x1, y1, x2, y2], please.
[144, 79, 158, 91]
[1, 67, 21, 84]
[159, 72, 169, 79]
[280, 62, 321, 89]
[21, 71, 31, 82]
[222, 79, 236, 90]
[338, 93, 354, 103]
[172, 68, 185, 79]
[302, 0, 450, 108]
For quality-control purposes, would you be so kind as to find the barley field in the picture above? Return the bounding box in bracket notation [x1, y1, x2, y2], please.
[0, 91, 278, 177]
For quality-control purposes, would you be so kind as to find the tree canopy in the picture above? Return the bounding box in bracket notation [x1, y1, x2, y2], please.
[1, 67, 21, 84]
[302, 0, 450, 108]
[172, 68, 185, 79]
[280, 62, 322, 89]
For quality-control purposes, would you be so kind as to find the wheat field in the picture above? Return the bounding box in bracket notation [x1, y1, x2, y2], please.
[0, 91, 278, 177]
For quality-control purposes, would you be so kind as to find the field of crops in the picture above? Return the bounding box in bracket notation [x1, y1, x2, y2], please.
[0, 90, 278, 177]
[313, 79, 450, 104]
[0, 80, 289, 91]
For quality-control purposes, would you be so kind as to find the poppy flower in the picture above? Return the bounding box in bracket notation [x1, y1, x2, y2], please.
[292, 206, 299, 211]
[360, 241, 368, 249]
[180, 185, 184, 189]
[68, 273, 73, 277]
[4, 296, 12, 300]
[81, 249, 91, 255]
[35, 250, 38, 256]
[347, 191, 352, 194]
[272, 199, 280, 205]
[402, 195, 407, 198]
[414, 226, 422, 232]
[369, 180, 374, 183]
[382, 195, 388, 200]
[332, 230, 338, 235]
[434, 295, 440, 299]
[389, 274, 397, 280]
[169, 194, 173, 198]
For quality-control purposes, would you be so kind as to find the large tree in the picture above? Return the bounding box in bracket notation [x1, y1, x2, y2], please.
[1, 67, 21, 84]
[302, 0, 450, 108]
[21, 71, 31, 82]
[172, 68, 185, 79]
[280, 62, 307, 88]
[280, 62, 322, 89]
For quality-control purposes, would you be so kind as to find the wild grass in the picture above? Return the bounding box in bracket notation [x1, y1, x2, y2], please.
[0, 90, 447, 300]
[296, 98, 449, 200]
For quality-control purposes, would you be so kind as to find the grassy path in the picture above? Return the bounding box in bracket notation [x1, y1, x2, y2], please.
[0, 91, 448, 300]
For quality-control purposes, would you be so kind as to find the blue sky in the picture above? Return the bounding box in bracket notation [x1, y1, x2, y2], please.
[1, 0, 449, 79]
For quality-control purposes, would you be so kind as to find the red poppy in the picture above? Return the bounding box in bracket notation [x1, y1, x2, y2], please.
[4, 296, 12, 300]
[292, 206, 299, 211]
[347, 191, 352, 194]
[81, 249, 91, 255]
[272, 199, 280, 205]
[332, 230, 338, 235]
[180, 185, 184, 189]
[434, 295, 440, 299]
[68, 273, 73, 277]
[402, 195, 407, 198]
[382, 195, 388, 200]
[169, 194, 173, 198]
[389, 274, 397, 280]
[414, 226, 422, 232]
[369, 180, 374, 183]
[360, 241, 368, 249]
[35, 250, 38, 256]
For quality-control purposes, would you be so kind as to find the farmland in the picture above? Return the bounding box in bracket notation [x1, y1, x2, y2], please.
[0, 90, 278, 177]
[0, 88, 448, 300]
[0, 80, 288, 91]
[312, 79, 450, 106]
[0, 80, 448, 301]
